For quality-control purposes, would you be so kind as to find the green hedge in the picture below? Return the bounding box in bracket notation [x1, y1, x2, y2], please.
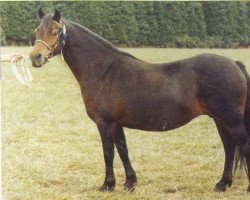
[1, 1, 249, 48]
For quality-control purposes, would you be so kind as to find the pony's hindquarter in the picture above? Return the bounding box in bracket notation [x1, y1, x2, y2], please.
[191, 55, 250, 192]
[212, 59, 250, 193]
[192, 55, 246, 124]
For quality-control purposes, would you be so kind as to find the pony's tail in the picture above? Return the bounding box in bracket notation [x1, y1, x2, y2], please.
[234, 61, 250, 172]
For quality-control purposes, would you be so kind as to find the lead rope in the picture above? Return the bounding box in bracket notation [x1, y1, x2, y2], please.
[11, 58, 33, 86]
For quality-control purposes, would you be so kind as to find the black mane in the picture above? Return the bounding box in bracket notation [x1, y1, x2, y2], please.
[66, 19, 138, 60]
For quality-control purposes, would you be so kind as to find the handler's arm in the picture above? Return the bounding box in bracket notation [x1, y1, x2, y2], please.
[0, 54, 23, 62]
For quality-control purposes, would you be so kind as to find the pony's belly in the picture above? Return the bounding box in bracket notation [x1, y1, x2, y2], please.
[120, 97, 198, 131]
[124, 120, 190, 132]
[122, 113, 195, 132]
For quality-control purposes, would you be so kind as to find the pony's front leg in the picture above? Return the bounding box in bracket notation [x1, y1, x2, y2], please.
[115, 127, 137, 191]
[97, 121, 116, 191]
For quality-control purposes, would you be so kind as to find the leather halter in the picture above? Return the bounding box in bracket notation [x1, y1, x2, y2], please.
[34, 20, 66, 57]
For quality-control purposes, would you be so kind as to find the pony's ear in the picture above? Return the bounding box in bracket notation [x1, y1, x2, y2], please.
[53, 9, 61, 22]
[38, 8, 45, 19]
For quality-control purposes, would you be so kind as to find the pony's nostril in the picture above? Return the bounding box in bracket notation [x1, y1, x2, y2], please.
[34, 53, 43, 61]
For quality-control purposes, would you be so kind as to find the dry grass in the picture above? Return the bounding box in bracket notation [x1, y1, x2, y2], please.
[2, 47, 250, 200]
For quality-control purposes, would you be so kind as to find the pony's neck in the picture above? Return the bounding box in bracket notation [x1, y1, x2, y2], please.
[62, 20, 119, 86]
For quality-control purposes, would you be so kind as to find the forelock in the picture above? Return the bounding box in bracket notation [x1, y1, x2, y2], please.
[40, 14, 53, 33]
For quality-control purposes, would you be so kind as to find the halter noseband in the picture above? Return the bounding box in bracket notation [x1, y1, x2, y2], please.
[34, 39, 53, 52]
[34, 20, 66, 59]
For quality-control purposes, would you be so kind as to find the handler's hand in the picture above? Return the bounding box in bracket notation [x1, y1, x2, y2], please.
[11, 54, 23, 62]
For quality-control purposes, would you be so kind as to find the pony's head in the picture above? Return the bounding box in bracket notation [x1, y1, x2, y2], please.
[30, 8, 63, 67]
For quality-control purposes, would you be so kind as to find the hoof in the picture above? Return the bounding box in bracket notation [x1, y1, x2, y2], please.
[98, 182, 115, 192]
[214, 180, 231, 192]
[124, 180, 137, 192]
[124, 174, 137, 192]
[214, 185, 226, 192]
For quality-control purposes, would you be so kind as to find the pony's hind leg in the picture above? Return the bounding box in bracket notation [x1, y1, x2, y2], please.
[223, 122, 250, 192]
[214, 120, 236, 192]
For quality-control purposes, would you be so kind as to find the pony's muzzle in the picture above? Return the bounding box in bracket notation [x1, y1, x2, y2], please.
[30, 53, 44, 68]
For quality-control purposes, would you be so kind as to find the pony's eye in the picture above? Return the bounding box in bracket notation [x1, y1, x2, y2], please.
[52, 32, 57, 36]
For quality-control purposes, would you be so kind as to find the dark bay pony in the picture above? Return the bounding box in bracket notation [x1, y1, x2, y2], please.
[30, 9, 250, 193]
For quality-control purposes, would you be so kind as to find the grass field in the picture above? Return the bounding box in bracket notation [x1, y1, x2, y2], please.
[2, 47, 250, 200]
